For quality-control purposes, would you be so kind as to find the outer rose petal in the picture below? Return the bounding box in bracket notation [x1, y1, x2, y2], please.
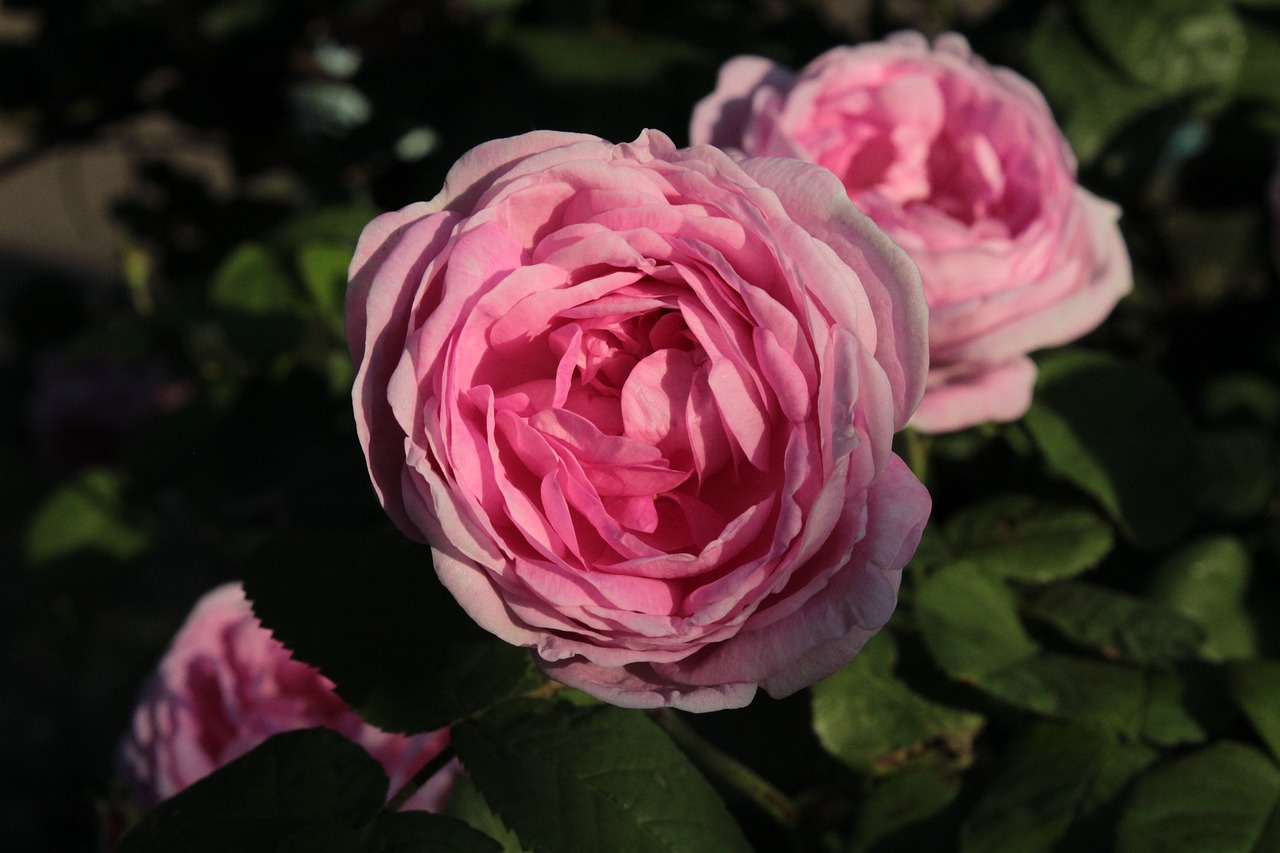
[909, 356, 1037, 433]
[117, 583, 453, 812]
[348, 129, 931, 711]
[692, 32, 1132, 433]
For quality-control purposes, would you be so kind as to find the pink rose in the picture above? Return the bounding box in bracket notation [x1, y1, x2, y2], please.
[691, 32, 1132, 432]
[117, 583, 452, 812]
[347, 128, 931, 712]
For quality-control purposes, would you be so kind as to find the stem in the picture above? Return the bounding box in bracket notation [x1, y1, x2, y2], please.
[902, 427, 933, 484]
[384, 743, 457, 813]
[651, 708, 800, 830]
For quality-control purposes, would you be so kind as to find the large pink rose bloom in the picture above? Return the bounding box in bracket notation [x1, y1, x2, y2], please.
[692, 32, 1132, 432]
[348, 128, 931, 712]
[118, 583, 452, 812]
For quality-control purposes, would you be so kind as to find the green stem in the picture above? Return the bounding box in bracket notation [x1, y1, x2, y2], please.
[903, 427, 933, 484]
[651, 708, 800, 830]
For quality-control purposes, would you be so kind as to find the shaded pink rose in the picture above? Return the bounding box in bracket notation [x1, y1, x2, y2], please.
[692, 32, 1132, 432]
[347, 128, 931, 711]
[117, 583, 452, 812]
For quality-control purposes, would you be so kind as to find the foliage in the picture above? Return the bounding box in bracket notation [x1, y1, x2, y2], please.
[2, 0, 1279, 851]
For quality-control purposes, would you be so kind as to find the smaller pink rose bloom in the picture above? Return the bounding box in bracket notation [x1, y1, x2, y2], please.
[692, 31, 1133, 432]
[117, 583, 452, 813]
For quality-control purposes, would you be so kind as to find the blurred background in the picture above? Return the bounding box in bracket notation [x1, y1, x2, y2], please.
[2, 1, 1279, 850]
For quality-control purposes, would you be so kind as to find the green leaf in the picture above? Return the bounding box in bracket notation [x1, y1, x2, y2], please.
[118, 729, 388, 853]
[1197, 427, 1275, 521]
[1149, 537, 1258, 662]
[25, 467, 151, 565]
[1140, 669, 1209, 747]
[118, 729, 498, 853]
[272, 204, 380, 251]
[1024, 350, 1199, 549]
[452, 703, 752, 853]
[1079, 0, 1246, 96]
[447, 775, 531, 853]
[1026, 11, 1161, 162]
[208, 242, 307, 362]
[1026, 583, 1204, 664]
[915, 562, 1039, 683]
[297, 243, 353, 335]
[1235, 18, 1280, 105]
[1229, 661, 1280, 763]
[848, 767, 963, 853]
[243, 528, 540, 734]
[961, 722, 1158, 853]
[361, 812, 504, 853]
[811, 632, 984, 775]
[981, 655, 1147, 737]
[1201, 373, 1280, 426]
[1116, 742, 1280, 853]
[499, 27, 704, 87]
[943, 496, 1114, 583]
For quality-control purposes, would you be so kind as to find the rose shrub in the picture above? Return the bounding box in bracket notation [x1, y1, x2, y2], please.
[117, 583, 452, 812]
[691, 32, 1132, 432]
[347, 128, 931, 712]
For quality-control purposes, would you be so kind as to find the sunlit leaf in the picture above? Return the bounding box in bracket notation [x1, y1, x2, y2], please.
[944, 496, 1114, 583]
[1149, 536, 1258, 662]
[812, 632, 984, 775]
[1026, 583, 1204, 664]
[915, 562, 1039, 682]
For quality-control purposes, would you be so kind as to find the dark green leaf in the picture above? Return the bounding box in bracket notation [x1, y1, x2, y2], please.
[25, 467, 151, 565]
[1237, 18, 1280, 105]
[1116, 742, 1280, 853]
[1229, 661, 1280, 763]
[1197, 428, 1275, 521]
[1079, 0, 1246, 96]
[1026, 12, 1161, 162]
[208, 242, 307, 361]
[1024, 350, 1199, 549]
[981, 655, 1146, 737]
[1150, 537, 1258, 661]
[1140, 669, 1209, 747]
[848, 767, 963, 853]
[915, 562, 1039, 682]
[499, 27, 704, 87]
[961, 722, 1157, 853]
[446, 775, 531, 853]
[1027, 583, 1204, 664]
[297, 242, 353, 335]
[361, 812, 504, 853]
[452, 703, 752, 853]
[944, 496, 1114, 583]
[1201, 373, 1280, 426]
[244, 528, 540, 734]
[811, 632, 984, 775]
[272, 205, 379, 251]
[118, 729, 387, 853]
